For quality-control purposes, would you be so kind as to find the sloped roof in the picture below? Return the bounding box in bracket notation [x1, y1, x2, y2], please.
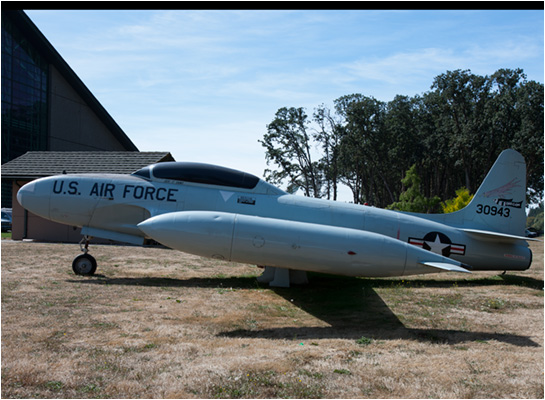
[1, 151, 175, 179]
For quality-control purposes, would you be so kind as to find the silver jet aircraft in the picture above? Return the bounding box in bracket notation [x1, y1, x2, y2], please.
[17, 149, 534, 287]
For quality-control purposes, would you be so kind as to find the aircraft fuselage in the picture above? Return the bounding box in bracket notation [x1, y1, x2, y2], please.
[19, 171, 532, 274]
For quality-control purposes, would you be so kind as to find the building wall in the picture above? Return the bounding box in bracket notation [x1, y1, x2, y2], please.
[48, 66, 128, 151]
[1, 13, 49, 165]
[1, 13, 49, 207]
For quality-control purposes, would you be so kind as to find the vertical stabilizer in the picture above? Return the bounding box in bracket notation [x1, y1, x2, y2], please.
[425, 149, 527, 236]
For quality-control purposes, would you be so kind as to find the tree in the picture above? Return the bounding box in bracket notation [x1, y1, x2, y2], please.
[313, 104, 342, 200]
[504, 76, 544, 203]
[387, 165, 441, 213]
[526, 202, 543, 232]
[441, 187, 474, 213]
[383, 95, 426, 201]
[430, 69, 493, 194]
[334, 94, 392, 206]
[261, 68, 543, 207]
[260, 107, 322, 197]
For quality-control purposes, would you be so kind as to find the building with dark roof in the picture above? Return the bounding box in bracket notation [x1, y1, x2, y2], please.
[1, 151, 174, 179]
[1, 10, 139, 207]
[3, 151, 174, 242]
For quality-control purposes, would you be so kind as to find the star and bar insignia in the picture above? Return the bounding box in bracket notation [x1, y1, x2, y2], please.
[408, 231, 466, 257]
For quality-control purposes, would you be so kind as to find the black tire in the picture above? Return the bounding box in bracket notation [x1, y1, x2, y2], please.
[72, 254, 97, 275]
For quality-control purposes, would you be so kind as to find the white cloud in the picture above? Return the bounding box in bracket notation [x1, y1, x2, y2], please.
[352, 48, 450, 79]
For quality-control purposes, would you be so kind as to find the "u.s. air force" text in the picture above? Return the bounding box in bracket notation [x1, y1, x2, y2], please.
[52, 181, 178, 202]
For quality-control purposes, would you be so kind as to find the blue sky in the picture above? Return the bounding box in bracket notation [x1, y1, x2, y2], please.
[25, 9, 544, 194]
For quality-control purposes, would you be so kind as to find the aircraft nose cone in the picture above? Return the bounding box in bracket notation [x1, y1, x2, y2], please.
[17, 179, 50, 219]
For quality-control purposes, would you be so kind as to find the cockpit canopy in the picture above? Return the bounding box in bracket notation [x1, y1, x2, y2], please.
[132, 162, 261, 190]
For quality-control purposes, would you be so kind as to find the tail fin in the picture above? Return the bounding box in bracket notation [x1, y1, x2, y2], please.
[426, 149, 527, 237]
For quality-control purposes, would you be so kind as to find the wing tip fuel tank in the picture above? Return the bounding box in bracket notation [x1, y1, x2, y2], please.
[138, 211, 466, 278]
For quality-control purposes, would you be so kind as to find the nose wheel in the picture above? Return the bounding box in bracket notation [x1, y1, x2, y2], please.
[72, 235, 97, 275]
[72, 253, 97, 275]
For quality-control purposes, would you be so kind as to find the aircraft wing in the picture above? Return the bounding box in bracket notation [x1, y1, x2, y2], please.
[419, 261, 471, 274]
[461, 228, 541, 242]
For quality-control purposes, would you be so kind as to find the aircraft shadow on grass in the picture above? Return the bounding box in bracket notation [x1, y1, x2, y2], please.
[72, 273, 542, 347]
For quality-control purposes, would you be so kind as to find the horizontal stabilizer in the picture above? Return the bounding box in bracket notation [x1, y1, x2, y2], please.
[420, 261, 471, 274]
[461, 228, 540, 242]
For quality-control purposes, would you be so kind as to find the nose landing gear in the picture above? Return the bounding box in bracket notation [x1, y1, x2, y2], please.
[72, 235, 97, 275]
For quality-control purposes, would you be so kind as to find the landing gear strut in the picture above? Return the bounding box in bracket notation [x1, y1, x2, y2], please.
[72, 235, 97, 275]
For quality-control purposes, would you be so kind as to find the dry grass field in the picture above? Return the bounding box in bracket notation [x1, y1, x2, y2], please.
[1, 238, 543, 398]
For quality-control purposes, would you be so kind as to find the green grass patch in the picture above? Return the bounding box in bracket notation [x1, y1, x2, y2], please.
[356, 336, 373, 346]
[333, 368, 351, 375]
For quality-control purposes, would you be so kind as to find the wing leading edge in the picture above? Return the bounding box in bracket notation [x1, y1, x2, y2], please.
[461, 228, 540, 242]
